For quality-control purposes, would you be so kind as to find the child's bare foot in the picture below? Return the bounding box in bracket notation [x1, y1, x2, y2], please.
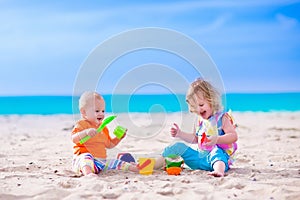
[210, 161, 225, 177]
[86, 173, 98, 177]
[208, 171, 224, 177]
[128, 163, 139, 172]
[82, 165, 94, 176]
[153, 156, 165, 170]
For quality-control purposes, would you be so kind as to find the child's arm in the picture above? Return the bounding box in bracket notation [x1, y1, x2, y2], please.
[170, 123, 198, 144]
[207, 115, 237, 145]
[71, 128, 97, 144]
[106, 131, 127, 148]
[107, 138, 121, 148]
[219, 114, 238, 144]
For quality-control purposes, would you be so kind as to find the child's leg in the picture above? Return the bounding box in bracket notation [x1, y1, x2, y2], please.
[208, 147, 230, 177]
[162, 142, 189, 157]
[208, 161, 225, 177]
[162, 142, 209, 170]
[82, 165, 93, 175]
[154, 156, 165, 170]
[98, 159, 140, 173]
[72, 153, 99, 176]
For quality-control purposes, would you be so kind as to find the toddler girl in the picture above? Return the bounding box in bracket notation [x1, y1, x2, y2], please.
[155, 79, 238, 177]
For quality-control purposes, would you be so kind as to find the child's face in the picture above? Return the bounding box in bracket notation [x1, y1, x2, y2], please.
[191, 93, 213, 119]
[82, 98, 105, 127]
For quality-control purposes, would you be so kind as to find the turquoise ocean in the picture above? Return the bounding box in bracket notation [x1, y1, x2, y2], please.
[0, 93, 300, 115]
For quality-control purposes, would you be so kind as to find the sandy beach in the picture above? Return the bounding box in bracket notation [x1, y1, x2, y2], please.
[0, 112, 300, 200]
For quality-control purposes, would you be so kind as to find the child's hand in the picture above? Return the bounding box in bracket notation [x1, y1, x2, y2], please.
[170, 123, 182, 137]
[86, 128, 97, 138]
[206, 134, 218, 146]
[119, 129, 127, 140]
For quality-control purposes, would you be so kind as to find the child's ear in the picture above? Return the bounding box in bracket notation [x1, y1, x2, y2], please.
[80, 108, 86, 116]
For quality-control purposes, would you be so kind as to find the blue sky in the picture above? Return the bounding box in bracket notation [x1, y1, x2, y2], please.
[0, 0, 299, 95]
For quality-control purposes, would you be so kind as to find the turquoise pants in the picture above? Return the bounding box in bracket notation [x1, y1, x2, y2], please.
[162, 142, 230, 172]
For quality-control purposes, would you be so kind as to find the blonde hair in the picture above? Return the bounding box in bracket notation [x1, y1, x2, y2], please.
[79, 91, 103, 110]
[186, 78, 222, 114]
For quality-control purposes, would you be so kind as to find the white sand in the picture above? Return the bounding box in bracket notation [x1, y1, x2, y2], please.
[0, 112, 300, 199]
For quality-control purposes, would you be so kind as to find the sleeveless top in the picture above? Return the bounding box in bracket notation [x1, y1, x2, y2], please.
[195, 110, 238, 157]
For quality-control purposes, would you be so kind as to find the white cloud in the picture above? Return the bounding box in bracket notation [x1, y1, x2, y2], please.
[190, 14, 232, 34]
[276, 13, 298, 30]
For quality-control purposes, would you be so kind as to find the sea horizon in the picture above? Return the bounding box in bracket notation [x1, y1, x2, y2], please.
[0, 92, 300, 115]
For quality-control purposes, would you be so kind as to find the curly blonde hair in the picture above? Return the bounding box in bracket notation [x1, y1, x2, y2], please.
[186, 78, 222, 114]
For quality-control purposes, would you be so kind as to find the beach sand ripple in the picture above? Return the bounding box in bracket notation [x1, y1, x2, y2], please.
[0, 112, 300, 199]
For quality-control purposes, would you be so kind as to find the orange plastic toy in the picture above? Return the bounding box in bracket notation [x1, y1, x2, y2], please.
[166, 167, 182, 175]
[165, 155, 184, 175]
